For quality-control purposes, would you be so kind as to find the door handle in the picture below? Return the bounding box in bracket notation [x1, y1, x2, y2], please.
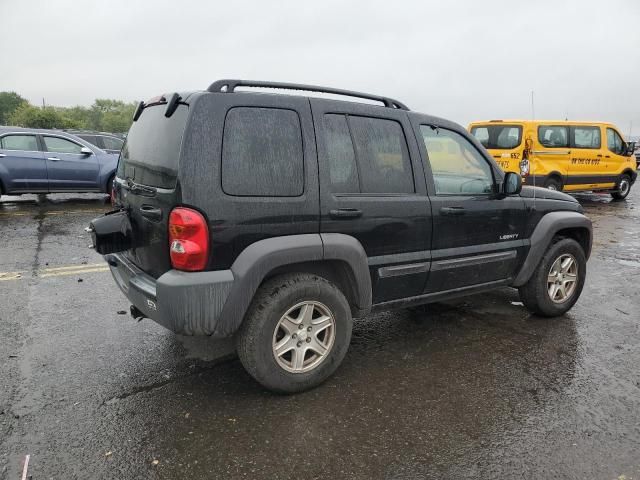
[605, 155, 610, 158]
[47, 157, 61, 161]
[440, 206, 466, 216]
[329, 208, 362, 219]
[139, 205, 162, 221]
[596, 154, 602, 157]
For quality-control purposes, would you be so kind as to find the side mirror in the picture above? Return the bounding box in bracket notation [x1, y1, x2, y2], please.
[503, 171, 522, 195]
[80, 147, 93, 155]
[624, 141, 636, 157]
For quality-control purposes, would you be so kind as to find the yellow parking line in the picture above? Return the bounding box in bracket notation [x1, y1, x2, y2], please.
[39, 266, 110, 278]
[0, 271, 23, 281]
[0, 263, 110, 281]
[42, 263, 105, 272]
[0, 209, 107, 217]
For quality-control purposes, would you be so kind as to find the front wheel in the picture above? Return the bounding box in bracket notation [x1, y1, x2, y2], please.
[610, 174, 631, 201]
[236, 273, 353, 393]
[518, 238, 586, 317]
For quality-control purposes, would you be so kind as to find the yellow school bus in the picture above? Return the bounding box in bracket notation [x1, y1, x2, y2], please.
[468, 120, 638, 200]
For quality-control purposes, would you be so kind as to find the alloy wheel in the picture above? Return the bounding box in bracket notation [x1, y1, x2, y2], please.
[272, 301, 336, 373]
[547, 254, 578, 303]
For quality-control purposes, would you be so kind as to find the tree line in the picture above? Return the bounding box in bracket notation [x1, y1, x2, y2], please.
[0, 91, 137, 133]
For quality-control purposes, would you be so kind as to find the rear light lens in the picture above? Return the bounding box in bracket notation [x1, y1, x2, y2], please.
[168, 207, 209, 271]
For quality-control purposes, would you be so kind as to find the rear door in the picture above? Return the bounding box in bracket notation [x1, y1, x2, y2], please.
[470, 123, 524, 174]
[114, 102, 189, 278]
[0, 133, 47, 192]
[41, 135, 100, 190]
[412, 120, 527, 293]
[311, 99, 431, 303]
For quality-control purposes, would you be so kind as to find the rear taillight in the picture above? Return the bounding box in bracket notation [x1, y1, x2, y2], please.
[168, 207, 209, 271]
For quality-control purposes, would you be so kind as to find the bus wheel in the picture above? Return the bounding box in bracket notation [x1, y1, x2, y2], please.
[611, 174, 631, 201]
[544, 177, 562, 191]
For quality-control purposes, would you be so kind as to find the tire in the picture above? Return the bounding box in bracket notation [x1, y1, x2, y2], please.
[544, 176, 563, 191]
[518, 237, 586, 317]
[610, 174, 631, 201]
[236, 273, 353, 394]
[106, 174, 115, 197]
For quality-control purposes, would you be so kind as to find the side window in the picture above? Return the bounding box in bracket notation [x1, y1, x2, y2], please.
[573, 126, 601, 149]
[222, 107, 304, 197]
[420, 126, 494, 195]
[471, 127, 489, 148]
[78, 135, 98, 147]
[102, 136, 124, 151]
[606, 128, 624, 155]
[43, 136, 84, 154]
[538, 126, 569, 148]
[323, 114, 359, 193]
[0, 134, 39, 151]
[348, 116, 414, 193]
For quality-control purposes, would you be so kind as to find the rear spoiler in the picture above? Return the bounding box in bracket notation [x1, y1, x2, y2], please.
[133, 93, 184, 122]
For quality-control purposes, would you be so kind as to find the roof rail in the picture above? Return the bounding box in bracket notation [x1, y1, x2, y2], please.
[207, 79, 409, 111]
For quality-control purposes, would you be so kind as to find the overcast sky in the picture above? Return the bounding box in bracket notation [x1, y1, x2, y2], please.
[1, 0, 639, 135]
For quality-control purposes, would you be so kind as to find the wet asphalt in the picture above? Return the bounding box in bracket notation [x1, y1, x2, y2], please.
[0, 190, 639, 480]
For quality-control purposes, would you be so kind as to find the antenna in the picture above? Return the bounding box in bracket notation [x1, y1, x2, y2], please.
[531, 90, 535, 120]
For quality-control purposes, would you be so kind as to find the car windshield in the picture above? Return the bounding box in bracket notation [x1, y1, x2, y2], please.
[471, 125, 522, 149]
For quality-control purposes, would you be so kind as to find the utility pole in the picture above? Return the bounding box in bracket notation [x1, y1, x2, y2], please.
[42, 98, 45, 108]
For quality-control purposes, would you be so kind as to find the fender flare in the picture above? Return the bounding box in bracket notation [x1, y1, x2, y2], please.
[512, 211, 592, 287]
[213, 233, 372, 337]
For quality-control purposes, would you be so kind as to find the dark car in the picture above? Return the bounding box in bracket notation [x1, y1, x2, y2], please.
[65, 130, 124, 155]
[90, 80, 592, 393]
[0, 127, 118, 196]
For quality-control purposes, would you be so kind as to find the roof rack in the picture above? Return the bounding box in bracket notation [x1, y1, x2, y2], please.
[207, 79, 409, 111]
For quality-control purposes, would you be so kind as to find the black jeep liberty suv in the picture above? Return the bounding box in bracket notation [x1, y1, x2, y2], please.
[90, 80, 592, 393]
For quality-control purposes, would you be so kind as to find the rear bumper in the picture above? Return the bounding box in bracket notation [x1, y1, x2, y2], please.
[106, 253, 234, 336]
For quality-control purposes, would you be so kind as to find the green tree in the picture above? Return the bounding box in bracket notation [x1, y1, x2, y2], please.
[88, 99, 136, 132]
[8, 104, 80, 129]
[0, 91, 28, 124]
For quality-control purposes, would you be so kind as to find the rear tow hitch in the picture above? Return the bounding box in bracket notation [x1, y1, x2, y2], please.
[130, 305, 146, 322]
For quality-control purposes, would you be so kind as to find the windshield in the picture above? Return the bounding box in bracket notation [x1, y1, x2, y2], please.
[116, 104, 188, 189]
[471, 124, 522, 149]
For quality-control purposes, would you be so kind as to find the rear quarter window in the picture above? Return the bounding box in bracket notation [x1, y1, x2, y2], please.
[221, 107, 304, 197]
[117, 104, 188, 189]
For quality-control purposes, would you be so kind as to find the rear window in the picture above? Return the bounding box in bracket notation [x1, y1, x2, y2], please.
[221, 107, 304, 197]
[470, 125, 522, 149]
[117, 104, 188, 189]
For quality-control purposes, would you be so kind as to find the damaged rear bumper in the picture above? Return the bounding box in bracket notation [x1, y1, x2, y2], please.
[105, 253, 234, 336]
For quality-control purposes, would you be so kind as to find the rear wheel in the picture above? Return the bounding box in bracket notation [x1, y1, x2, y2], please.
[518, 238, 586, 317]
[544, 176, 563, 191]
[236, 273, 353, 393]
[610, 174, 631, 201]
[106, 174, 115, 197]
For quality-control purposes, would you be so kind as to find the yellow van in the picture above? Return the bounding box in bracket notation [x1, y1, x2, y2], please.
[468, 120, 638, 200]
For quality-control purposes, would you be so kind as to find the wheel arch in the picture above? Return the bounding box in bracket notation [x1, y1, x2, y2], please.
[512, 211, 592, 287]
[546, 171, 564, 186]
[213, 233, 372, 337]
